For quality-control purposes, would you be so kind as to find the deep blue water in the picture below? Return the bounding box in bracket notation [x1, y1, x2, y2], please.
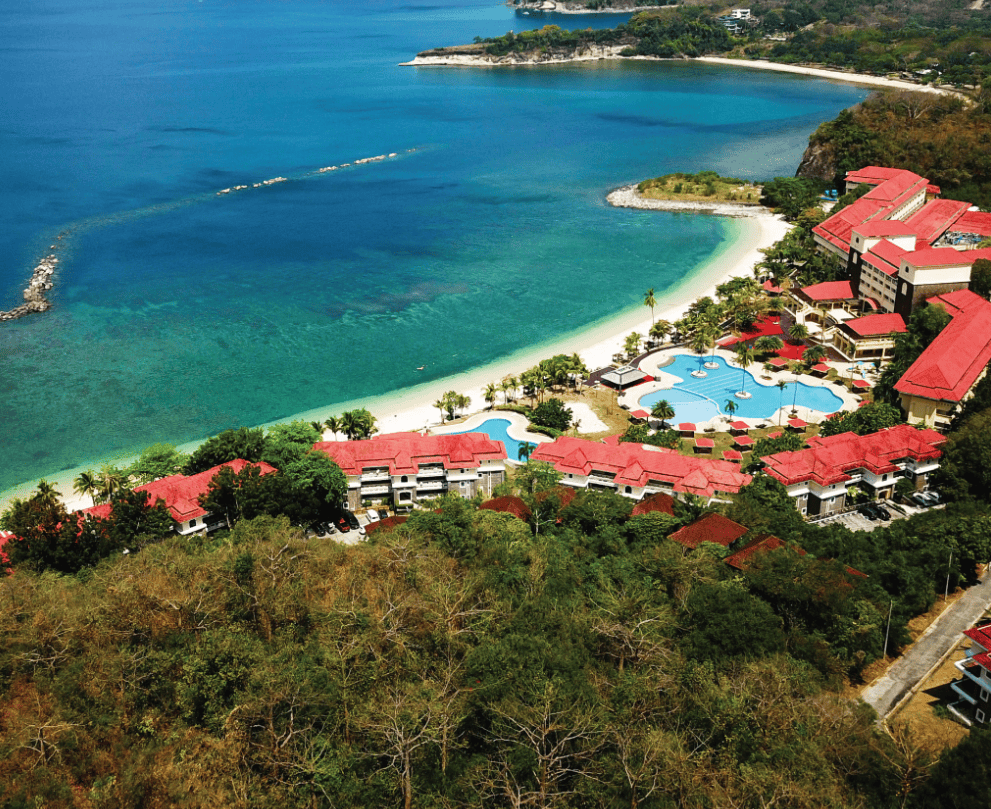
[0, 0, 867, 492]
[637, 355, 844, 422]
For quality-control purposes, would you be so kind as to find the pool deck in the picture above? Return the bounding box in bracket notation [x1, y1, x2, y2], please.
[620, 346, 863, 431]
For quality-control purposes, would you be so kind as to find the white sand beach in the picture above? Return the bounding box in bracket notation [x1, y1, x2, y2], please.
[0, 206, 790, 516]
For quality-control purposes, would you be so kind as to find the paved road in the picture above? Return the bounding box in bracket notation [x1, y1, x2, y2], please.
[862, 571, 991, 719]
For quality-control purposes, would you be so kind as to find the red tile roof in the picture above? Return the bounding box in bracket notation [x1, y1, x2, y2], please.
[964, 624, 991, 652]
[787, 418, 808, 428]
[314, 432, 507, 476]
[814, 197, 890, 255]
[845, 166, 915, 186]
[695, 438, 715, 448]
[81, 459, 277, 524]
[762, 280, 782, 294]
[843, 313, 907, 337]
[534, 485, 578, 512]
[734, 435, 755, 447]
[854, 220, 917, 238]
[729, 421, 749, 430]
[724, 533, 806, 570]
[479, 496, 532, 521]
[811, 363, 830, 373]
[904, 199, 972, 244]
[952, 210, 991, 238]
[678, 423, 696, 432]
[530, 437, 752, 498]
[669, 512, 748, 550]
[895, 289, 991, 403]
[631, 491, 675, 517]
[863, 238, 909, 275]
[862, 170, 927, 207]
[763, 424, 945, 488]
[799, 280, 856, 302]
[365, 515, 409, 535]
[903, 247, 975, 269]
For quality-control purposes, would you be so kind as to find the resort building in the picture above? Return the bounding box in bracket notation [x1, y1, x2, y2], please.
[810, 166, 991, 319]
[314, 432, 507, 511]
[761, 424, 946, 516]
[830, 313, 907, 362]
[950, 623, 991, 726]
[82, 458, 277, 535]
[895, 289, 991, 430]
[529, 436, 752, 501]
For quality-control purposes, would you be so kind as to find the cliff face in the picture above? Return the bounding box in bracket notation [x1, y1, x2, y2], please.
[795, 141, 837, 182]
[410, 41, 634, 66]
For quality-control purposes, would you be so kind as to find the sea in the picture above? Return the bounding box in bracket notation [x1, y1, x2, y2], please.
[0, 0, 868, 495]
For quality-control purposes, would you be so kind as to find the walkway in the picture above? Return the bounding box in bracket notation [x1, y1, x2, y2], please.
[861, 571, 991, 720]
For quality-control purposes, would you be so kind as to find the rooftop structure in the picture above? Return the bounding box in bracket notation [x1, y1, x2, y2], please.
[315, 432, 507, 510]
[724, 533, 802, 570]
[668, 512, 748, 550]
[479, 496, 532, 521]
[630, 491, 675, 517]
[895, 289, 991, 429]
[950, 623, 991, 726]
[601, 365, 649, 390]
[762, 424, 946, 516]
[83, 459, 277, 535]
[529, 436, 752, 500]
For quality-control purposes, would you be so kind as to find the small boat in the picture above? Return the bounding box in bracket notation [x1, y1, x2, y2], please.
[416, 366, 425, 371]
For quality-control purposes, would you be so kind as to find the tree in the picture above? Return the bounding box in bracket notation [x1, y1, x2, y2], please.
[643, 287, 656, 324]
[531, 398, 573, 432]
[723, 398, 738, 420]
[324, 415, 341, 440]
[776, 379, 788, 425]
[649, 319, 671, 344]
[513, 460, 562, 497]
[434, 398, 448, 423]
[760, 177, 824, 220]
[484, 382, 497, 410]
[820, 402, 902, 437]
[73, 470, 100, 505]
[935, 408, 991, 504]
[97, 466, 127, 503]
[733, 344, 756, 395]
[624, 332, 642, 358]
[971, 258, 991, 300]
[684, 583, 786, 662]
[789, 321, 809, 343]
[754, 335, 784, 356]
[126, 443, 189, 484]
[185, 427, 266, 474]
[804, 344, 828, 366]
[650, 399, 675, 428]
[910, 722, 991, 809]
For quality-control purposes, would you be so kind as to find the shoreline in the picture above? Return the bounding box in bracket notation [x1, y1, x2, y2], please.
[607, 185, 769, 217]
[403, 51, 958, 99]
[0, 207, 791, 515]
[511, 1, 673, 14]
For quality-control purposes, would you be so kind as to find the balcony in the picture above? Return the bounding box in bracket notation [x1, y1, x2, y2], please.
[417, 466, 445, 478]
[360, 470, 391, 482]
[361, 484, 391, 496]
[418, 480, 445, 492]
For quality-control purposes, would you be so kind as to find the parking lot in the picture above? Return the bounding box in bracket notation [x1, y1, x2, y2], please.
[813, 499, 943, 532]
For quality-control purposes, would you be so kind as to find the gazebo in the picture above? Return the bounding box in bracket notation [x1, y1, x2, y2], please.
[852, 379, 871, 391]
[601, 365, 649, 390]
[723, 449, 743, 463]
[728, 420, 749, 435]
[733, 434, 755, 451]
[678, 422, 696, 438]
[787, 417, 808, 433]
[694, 438, 714, 455]
[629, 409, 650, 422]
[810, 363, 830, 377]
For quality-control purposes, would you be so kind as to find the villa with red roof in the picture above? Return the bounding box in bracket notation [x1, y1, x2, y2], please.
[529, 436, 752, 501]
[950, 623, 991, 726]
[895, 289, 991, 430]
[761, 424, 946, 516]
[668, 512, 748, 550]
[314, 432, 507, 510]
[831, 312, 907, 362]
[82, 458, 277, 535]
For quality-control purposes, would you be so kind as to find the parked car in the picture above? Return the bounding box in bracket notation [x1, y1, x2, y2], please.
[910, 493, 930, 508]
[344, 511, 360, 531]
[874, 503, 891, 520]
[921, 491, 940, 506]
[366, 508, 380, 523]
[336, 516, 351, 533]
[859, 504, 878, 521]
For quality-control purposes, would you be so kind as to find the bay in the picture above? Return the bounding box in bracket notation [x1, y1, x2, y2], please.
[0, 0, 867, 493]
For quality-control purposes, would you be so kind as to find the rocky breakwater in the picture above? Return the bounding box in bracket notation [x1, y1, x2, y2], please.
[402, 40, 633, 67]
[0, 245, 62, 323]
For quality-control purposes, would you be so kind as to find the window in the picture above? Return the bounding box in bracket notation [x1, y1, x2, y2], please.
[978, 709, 986, 724]
[625, 486, 632, 494]
[189, 519, 196, 528]
[981, 688, 989, 703]
[401, 475, 408, 483]
[399, 491, 411, 502]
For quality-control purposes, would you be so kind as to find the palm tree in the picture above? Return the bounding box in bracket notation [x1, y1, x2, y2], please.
[340, 410, 360, 439]
[649, 319, 671, 345]
[790, 362, 803, 414]
[98, 466, 125, 502]
[724, 399, 739, 421]
[73, 470, 99, 505]
[624, 332, 642, 359]
[650, 399, 675, 429]
[508, 376, 519, 402]
[703, 323, 722, 367]
[353, 408, 377, 439]
[788, 321, 809, 344]
[484, 383, 497, 410]
[804, 345, 828, 366]
[324, 415, 341, 440]
[733, 344, 756, 396]
[434, 398, 447, 424]
[817, 305, 831, 345]
[644, 287, 656, 324]
[754, 335, 784, 356]
[36, 479, 61, 506]
[518, 442, 533, 462]
[568, 353, 588, 393]
[776, 379, 788, 426]
[499, 379, 513, 405]
[690, 332, 710, 374]
[456, 393, 471, 416]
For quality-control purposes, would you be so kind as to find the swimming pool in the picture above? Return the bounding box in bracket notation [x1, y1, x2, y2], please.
[638, 355, 844, 423]
[450, 417, 539, 462]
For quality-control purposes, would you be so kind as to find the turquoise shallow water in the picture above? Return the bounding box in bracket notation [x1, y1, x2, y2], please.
[0, 0, 868, 493]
